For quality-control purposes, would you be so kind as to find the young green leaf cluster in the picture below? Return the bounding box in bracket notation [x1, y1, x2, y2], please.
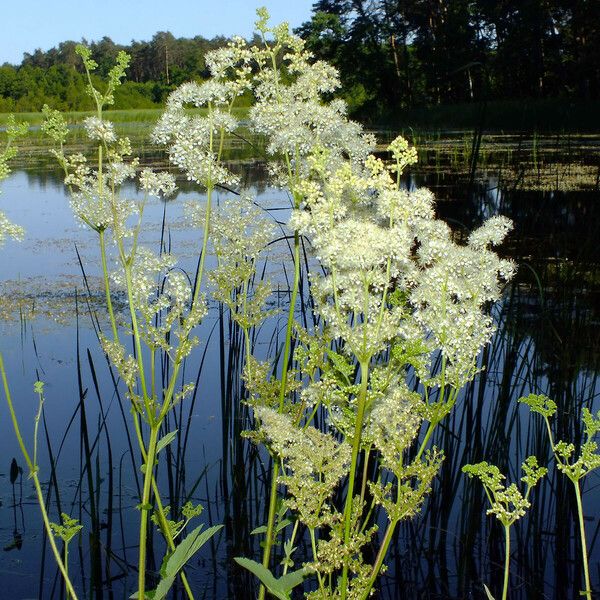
[520, 393, 600, 598]
[462, 457, 546, 527]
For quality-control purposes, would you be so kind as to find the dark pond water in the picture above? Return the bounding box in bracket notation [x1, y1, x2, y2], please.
[0, 136, 599, 599]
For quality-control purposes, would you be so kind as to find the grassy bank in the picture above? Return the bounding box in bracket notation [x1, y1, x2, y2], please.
[0, 106, 250, 128]
[1, 107, 252, 162]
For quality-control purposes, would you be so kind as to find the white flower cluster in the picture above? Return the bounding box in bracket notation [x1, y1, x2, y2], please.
[151, 36, 256, 189]
[139, 168, 176, 198]
[83, 116, 117, 143]
[248, 28, 373, 176]
[291, 134, 514, 386]
[111, 246, 206, 357]
[1, 118, 26, 247]
[256, 406, 351, 529]
[209, 197, 276, 329]
[0, 211, 25, 246]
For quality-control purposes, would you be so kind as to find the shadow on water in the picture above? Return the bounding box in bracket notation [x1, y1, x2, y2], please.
[0, 134, 598, 598]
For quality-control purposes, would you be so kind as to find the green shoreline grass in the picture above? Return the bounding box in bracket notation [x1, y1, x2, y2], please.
[0, 106, 250, 128]
[5, 97, 600, 134]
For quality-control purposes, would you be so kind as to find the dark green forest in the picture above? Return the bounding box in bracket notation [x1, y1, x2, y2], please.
[1, 0, 599, 127]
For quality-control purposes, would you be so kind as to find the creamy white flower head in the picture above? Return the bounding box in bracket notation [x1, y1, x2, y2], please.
[139, 169, 177, 198]
[83, 116, 116, 143]
[107, 159, 138, 187]
[388, 135, 418, 173]
[205, 36, 250, 80]
[468, 215, 513, 249]
[0, 211, 25, 246]
[165, 270, 192, 307]
[112, 247, 177, 310]
[366, 384, 422, 467]
[317, 219, 411, 272]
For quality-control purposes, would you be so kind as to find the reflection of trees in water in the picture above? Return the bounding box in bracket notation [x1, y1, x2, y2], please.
[18, 159, 272, 198]
[6, 151, 599, 598]
[383, 167, 600, 598]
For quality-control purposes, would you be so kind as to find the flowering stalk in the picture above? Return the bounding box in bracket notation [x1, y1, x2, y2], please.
[340, 359, 370, 598]
[42, 47, 222, 600]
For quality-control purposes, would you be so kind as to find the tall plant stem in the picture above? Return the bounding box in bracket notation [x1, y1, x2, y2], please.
[151, 468, 195, 599]
[124, 265, 150, 408]
[137, 425, 160, 600]
[99, 229, 119, 341]
[192, 184, 213, 310]
[130, 412, 194, 599]
[258, 229, 301, 600]
[360, 516, 399, 600]
[502, 524, 510, 600]
[573, 480, 592, 600]
[340, 360, 370, 600]
[0, 354, 79, 600]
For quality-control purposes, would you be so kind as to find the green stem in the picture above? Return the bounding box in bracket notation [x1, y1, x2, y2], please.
[99, 229, 119, 342]
[124, 265, 151, 412]
[340, 360, 370, 600]
[258, 466, 280, 600]
[502, 524, 510, 600]
[574, 479, 592, 600]
[191, 183, 212, 310]
[137, 425, 160, 600]
[416, 418, 439, 461]
[258, 228, 301, 600]
[309, 527, 326, 593]
[0, 354, 79, 600]
[359, 445, 371, 508]
[282, 519, 300, 576]
[360, 517, 399, 600]
[151, 477, 195, 599]
[65, 543, 70, 600]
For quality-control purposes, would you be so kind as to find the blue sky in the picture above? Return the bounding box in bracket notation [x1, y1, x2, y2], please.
[2, 1, 316, 65]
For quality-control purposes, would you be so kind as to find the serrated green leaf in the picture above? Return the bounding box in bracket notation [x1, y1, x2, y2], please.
[234, 557, 310, 600]
[234, 558, 287, 600]
[156, 430, 178, 454]
[277, 567, 311, 592]
[250, 525, 267, 535]
[276, 518, 292, 533]
[139, 524, 222, 600]
[164, 524, 222, 579]
[250, 518, 291, 537]
[483, 584, 496, 600]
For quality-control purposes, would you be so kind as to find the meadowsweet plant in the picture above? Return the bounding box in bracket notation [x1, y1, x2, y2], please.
[520, 394, 600, 599]
[462, 457, 547, 600]
[50, 513, 83, 600]
[152, 9, 518, 599]
[34, 8, 517, 598]
[43, 47, 221, 600]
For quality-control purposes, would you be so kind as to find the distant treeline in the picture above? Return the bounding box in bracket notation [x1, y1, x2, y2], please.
[0, 33, 239, 112]
[299, 0, 600, 120]
[1, 1, 599, 121]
